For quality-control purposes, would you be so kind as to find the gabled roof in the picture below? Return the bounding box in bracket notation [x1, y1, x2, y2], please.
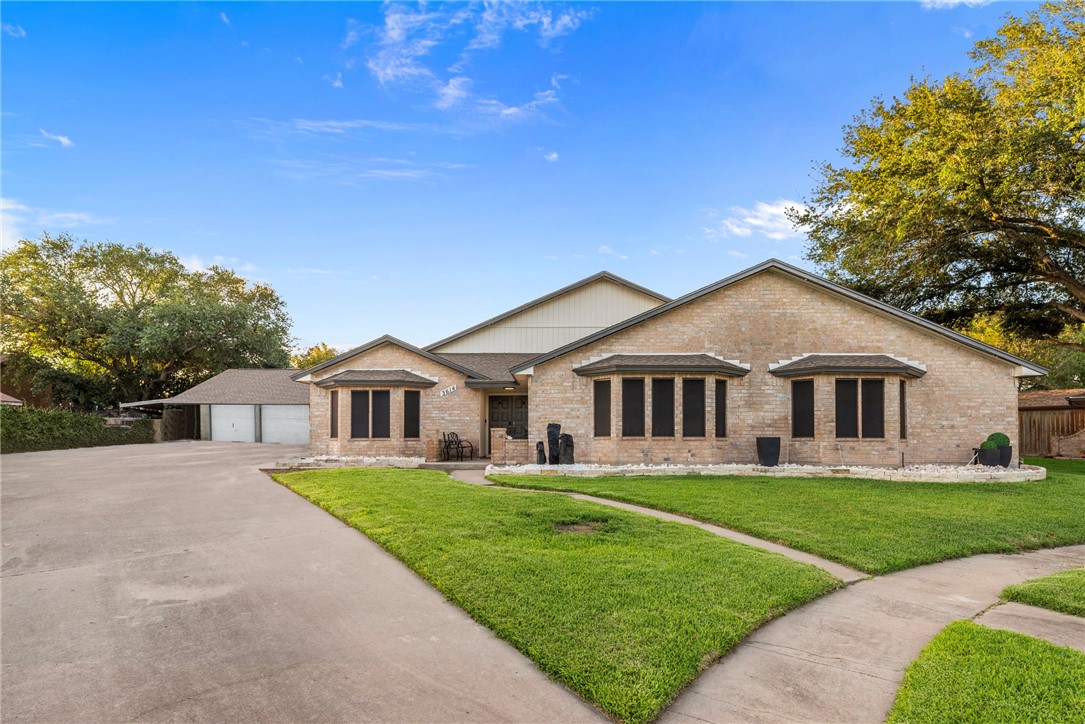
[291, 334, 482, 381]
[423, 271, 670, 352]
[510, 259, 1049, 376]
[1019, 388, 1085, 410]
[769, 354, 926, 378]
[313, 370, 437, 388]
[121, 369, 308, 407]
[435, 352, 538, 383]
[573, 354, 750, 377]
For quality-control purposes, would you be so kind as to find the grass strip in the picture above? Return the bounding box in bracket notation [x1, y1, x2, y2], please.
[887, 620, 1085, 723]
[490, 457, 1085, 575]
[273, 468, 838, 724]
[1002, 567, 1085, 617]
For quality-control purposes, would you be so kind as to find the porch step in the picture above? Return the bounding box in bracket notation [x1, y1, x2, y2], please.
[419, 461, 489, 472]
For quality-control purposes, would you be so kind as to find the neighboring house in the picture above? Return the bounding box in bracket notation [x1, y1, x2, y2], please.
[122, 369, 309, 444]
[1019, 388, 1085, 456]
[0, 354, 49, 408]
[293, 260, 1046, 466]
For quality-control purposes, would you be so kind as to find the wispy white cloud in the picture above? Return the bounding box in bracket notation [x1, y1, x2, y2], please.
[725, 250, 749, 259]
[357, 4, 588, 125]
[704, 199, 803, 241]
[435, 77, 472, 110]
[39, 129, 74, 148]
[179, 254, 256, 274]
[952, 26, 974, 38]
[543, 150, 559, 162]
[598, 244, 629, 261]
[219, 12, 230, 27]
[269, 155, 470, 184]
[323, 72, 344, 89]
[467, 4, 592, 50]
[1, 197, 109, 247]
[341, 18, 361, 49]
[476, 89, 558, 120]
[3, 23, 26, 37]
[920, 0, 991, 9]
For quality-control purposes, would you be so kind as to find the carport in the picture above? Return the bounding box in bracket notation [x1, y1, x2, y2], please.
[122, 368, 309, 444]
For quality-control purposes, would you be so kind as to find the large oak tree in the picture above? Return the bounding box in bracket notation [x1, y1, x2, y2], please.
[1, 233, 292, 404]
[792, 0, 1085, 352]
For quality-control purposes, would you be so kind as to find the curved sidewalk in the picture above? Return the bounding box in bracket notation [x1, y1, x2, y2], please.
[450, 469, 864, 583]
[661, 544, 1085, 724]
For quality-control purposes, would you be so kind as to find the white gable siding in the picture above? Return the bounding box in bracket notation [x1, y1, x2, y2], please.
[431, 280, 664, 353]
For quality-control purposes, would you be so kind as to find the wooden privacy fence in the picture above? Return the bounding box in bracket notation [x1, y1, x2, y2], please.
[1020, 408, 1085, 456]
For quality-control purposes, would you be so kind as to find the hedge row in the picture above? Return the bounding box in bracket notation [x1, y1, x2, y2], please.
[0, 405, 155, 454]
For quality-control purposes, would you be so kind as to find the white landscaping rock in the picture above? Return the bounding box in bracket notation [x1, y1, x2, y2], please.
[485, 461, 1047, 483]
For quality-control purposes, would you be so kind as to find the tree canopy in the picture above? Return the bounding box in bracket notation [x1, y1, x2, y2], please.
[792, 0, 1085, 356]
[290, 342, 340, 370]
[0, 233, 293, 405]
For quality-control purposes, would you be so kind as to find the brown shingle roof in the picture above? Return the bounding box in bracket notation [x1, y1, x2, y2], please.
[123, 369, 308, 407]
[770, 354, 926, 378]
[435, 353, 537, 382]
[1019, 388, 1085, 410]
[314, 370, 437, 388]
[573, 354, 749, 376]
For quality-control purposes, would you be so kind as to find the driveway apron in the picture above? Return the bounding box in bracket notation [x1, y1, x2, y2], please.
[1, 442, 600, 723]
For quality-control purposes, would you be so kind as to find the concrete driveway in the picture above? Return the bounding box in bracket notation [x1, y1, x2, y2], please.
[1, 442, 599, 723]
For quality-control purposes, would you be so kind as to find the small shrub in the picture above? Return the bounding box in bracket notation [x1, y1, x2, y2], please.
[979, 440, 1000, 450]
[986, 432, 1011, 447]
[0, 405, 154, 454]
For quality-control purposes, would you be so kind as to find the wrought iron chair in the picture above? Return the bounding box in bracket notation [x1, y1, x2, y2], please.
[445, 432, 475, 461]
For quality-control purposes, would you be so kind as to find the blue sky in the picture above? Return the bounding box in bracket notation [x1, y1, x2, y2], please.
[1, 1, 1031, 350]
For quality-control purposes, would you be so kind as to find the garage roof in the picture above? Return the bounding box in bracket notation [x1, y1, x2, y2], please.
[121, 369, 308, 408]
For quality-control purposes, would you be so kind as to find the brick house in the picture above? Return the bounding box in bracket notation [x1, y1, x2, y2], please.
[292, 260, 1046, 466]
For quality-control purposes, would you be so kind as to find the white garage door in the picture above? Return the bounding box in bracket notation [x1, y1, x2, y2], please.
[261, 405, 310, 445]
[210, 405, 256, 442]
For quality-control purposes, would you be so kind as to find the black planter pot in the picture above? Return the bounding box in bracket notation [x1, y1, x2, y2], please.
[977, 448, 1001, 466]
[998, 445, 1013, 468]
[756, 436, 781, 467]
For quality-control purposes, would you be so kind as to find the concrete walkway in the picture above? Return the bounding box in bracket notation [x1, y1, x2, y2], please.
[662, 544, 1085, 724]
[450, 469, 864, 583]
[455, 468, 1084, 723]
[1, 443, 601, 723]
[975, 601, 1085, 653]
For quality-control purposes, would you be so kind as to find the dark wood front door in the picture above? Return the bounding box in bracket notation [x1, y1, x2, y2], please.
[489, 395, 528, 439]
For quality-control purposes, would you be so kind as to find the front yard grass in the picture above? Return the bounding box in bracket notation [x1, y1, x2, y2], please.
[887, 620, 1085, 723]
[273, 468, 838, 724]
[1003, 568, 1085, 618]
[490, 457, 1085, 575]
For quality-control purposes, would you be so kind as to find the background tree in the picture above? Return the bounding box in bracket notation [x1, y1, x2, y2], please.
[792, 0, 1085, 378]
[291, 342, 340, 370]
[0, 232, 293, 405]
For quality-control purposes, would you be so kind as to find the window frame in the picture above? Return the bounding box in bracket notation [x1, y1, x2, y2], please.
[835, 378, 859, 439]
[791, 379, 815, 439]
[593, 379, 611, 438]
[682, 378, 706, 438]
[861, 379, 885, 439]
[330, 390, 339, 439]
[715, 378, 727, 438]
[350, 390, 370, 439]
[621, 377, 646, 438]
[403, 389, 421, 440]
[651, 378, 675, 438]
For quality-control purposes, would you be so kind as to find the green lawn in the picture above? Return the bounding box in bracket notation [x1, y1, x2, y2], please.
[273, 468, 838, 724]
[887, 620, 1085, 723]
[1003, 567, 1085, 618]
[490, 457, 1085, 575]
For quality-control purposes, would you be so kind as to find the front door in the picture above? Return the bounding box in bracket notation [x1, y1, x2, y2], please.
[489, 395, 528, 439]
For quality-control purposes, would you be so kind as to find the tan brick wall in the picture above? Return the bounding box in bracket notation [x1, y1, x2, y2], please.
[489, 428, 532, 464]
[528, 270, 1020, 466]
[305, 342, 482, 460]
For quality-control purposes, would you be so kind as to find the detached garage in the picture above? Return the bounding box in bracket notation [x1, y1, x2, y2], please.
[122, 369, 309, 445]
